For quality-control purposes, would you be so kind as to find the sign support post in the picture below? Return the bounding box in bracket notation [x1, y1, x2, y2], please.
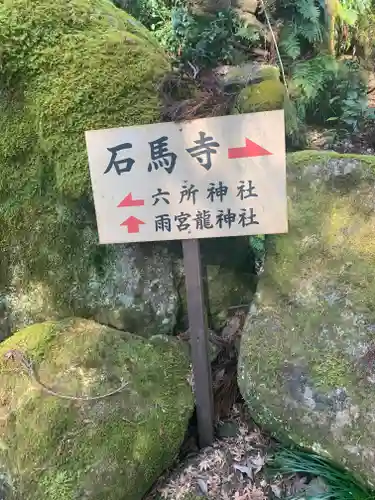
[182, 238, 214, 448]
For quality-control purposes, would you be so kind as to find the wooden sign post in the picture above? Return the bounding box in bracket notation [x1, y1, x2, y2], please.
[183, 238, 215, 447]
[85, 110, 288, 448]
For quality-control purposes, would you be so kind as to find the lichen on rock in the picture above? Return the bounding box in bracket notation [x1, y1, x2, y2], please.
[0, 0, 175, 338]
[238, 151, 375, 483]
[0, 318, 193, 499]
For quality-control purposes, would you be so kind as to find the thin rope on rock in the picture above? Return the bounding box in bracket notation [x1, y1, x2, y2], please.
[4, 349, 128, 401]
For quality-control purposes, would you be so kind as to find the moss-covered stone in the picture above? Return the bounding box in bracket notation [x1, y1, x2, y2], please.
[233, 80, 285, 114]
[0, 318, 193, 499]
[0, 0, 174, 339]
[238, 151, 375, 484]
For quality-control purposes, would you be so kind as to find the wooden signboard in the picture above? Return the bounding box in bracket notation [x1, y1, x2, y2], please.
[85, 110, 288, 447]
[85, 110, 287, 244]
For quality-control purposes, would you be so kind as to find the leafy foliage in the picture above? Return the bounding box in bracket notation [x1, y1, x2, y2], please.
[325, 59, 368, 133]
[277, 0, 325, 61]
[120, 0, 263, 66]
[249, 235, 266, 274]
[270, 447, 375, 500]
[291, 55, 338, 104]
[270, 0, 371, 143]
[335, 0, 373, 56]
[171, 7, 242, 65]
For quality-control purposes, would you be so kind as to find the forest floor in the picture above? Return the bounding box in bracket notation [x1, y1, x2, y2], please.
[145, 404, 323, 500]
[145, 406, 274, 500]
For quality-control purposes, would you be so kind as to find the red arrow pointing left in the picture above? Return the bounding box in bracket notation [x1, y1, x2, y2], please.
[120, 216, 145, 233]
[117, 193, 145, 207]
[228, 138, 272, 159]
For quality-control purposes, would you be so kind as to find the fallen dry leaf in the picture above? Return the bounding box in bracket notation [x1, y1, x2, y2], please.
[233, 463, 253, 479]
[248, 453, 266, 475]
[271, 484, 282, 498]
[197, 477, 208, 495]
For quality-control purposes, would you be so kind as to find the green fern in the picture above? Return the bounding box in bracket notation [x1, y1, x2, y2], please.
[279, 26, 301, 59]
[296, 0, 320, 21]
[235, 24, 262, 43]
[291, 55, 338, 103]
[299, 20, 323, 42]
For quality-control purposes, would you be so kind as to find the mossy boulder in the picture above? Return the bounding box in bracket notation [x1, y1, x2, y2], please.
[233, 79, 285, 114]
[238, 151, 375, 483]
[0, 0, 174, 339]
[0, 318, 193, 499]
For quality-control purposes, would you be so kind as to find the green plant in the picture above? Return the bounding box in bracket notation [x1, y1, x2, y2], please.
[173, 7, 265, 66]
[287, 56, 368, 138]
[325, 59, 368, 134]
[276, 0, 326, 61]
[114, 0, 174, 29]
[334, 0, 372, 56]
[114, 0, 178, 49]
[171, 7, 240, 65]
[117, 0, 263, 66]
[269, 447, 375, 500]
[249, 235, 266, 274]
[275, 0, 371, 58]
[266, 0, 370, 141]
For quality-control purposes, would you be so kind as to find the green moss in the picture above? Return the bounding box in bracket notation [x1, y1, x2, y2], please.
[287, 150, 375, 167]
[0, 0, 170, 329]
[233, 80, 285, 114]
[0, 318, 193, 499]
[258, 65, 281, 81]
[310, 354, 354, 391]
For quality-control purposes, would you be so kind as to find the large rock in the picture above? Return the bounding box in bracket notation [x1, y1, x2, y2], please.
[0, 0, 173, 339]
[0, 244, 178, 340]
[238, 151, 375, 483]
[0, 318, 193, 499]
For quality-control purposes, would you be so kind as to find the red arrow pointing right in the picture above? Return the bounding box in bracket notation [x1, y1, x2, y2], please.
[117, 193, 145, 207]
[228, 138, 272, 159]
[120, 216, 145, 233]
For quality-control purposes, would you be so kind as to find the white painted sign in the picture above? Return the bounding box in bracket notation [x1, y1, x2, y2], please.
[85, 110, 288, 244]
